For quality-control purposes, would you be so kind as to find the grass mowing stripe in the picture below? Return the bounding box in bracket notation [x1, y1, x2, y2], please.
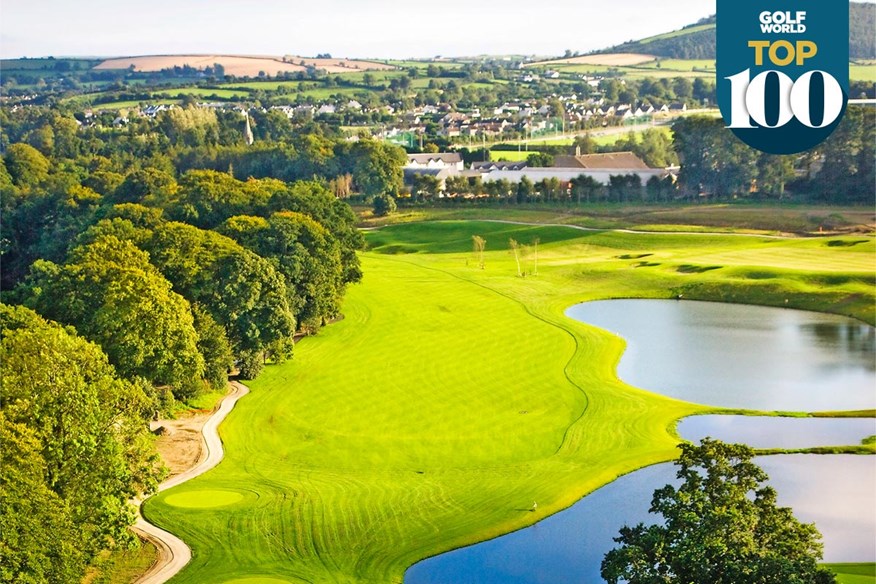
[145, 222, 874, 582]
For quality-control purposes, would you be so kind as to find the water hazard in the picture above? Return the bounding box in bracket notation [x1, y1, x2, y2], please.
[406, 300, 876, 583]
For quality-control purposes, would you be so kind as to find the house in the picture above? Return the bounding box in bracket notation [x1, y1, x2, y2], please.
[405, 152, 464, 172]
[471, 161, 529, 172]
[553, 151, 651, 170]
[316, 104, 337, 115]
[440, 112, 469, 126]
[141, 104, 171, 117]
[480, 167, 668, 187]
[669, 103, 688, 113]
[439, 123, 461, 138]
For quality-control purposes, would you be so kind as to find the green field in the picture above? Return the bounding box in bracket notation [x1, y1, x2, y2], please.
[152, 87, 251, 99]
[828, 563, 876, 584]
[145, 220, 874, 583]
[850, 63, 876, 82]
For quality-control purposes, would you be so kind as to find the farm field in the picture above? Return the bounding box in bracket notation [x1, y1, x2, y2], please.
[152, 87, 251, 99]
[94, 54, 395, 76]
[144, 219, 875, 583]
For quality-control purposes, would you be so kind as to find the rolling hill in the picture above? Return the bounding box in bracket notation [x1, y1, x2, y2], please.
[596, 3, 874, 61]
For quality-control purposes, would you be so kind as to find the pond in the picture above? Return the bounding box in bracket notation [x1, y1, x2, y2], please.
[405, 300, 876, 583]
[565, 299, 875, 411]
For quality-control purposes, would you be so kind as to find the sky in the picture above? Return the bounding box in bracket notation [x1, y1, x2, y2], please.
[0, 0, 718, 60]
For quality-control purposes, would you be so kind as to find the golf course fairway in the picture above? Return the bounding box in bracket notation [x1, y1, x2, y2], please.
[144, 221, 875, 583]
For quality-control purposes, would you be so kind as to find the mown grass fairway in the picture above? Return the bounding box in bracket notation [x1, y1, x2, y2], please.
[145, 221, 874, 583]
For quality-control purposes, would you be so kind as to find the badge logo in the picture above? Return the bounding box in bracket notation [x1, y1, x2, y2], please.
[717, 1, 849, 154]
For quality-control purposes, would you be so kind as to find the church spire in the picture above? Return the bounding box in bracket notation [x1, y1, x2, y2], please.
[244, 110, 254, 146]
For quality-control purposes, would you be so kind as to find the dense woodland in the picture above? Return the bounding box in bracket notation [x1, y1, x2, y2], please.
[0, 102, 383, 580]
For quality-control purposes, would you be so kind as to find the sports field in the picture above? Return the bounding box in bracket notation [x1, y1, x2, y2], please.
[144, 220, 874, 583]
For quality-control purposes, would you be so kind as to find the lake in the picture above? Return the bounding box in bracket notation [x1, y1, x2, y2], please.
[565, 299, 875, 411]
[405, 300, 876, 583]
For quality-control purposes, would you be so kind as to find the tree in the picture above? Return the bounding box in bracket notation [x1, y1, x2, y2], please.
[112, 167, 179, 206]
[572, 133, 598, 155]
[265, 180, 363, 285]
[672, 116, 758, 198]
[372, 193, 397, 217]
[601, 439, 836, 584]
[219, 212, 346, 333]
[509, 238, 523, 277]
[0, 304, 163, 574]
[191, 304, 233, 392]
[0, 411, 85, 583]
[343, 138, 406, 198]
[517, 176, 534, 203]
[4, 143, 50, 189]
[22, 235, 205, 395]
[526, 151, 554, 167]
[144, 221, 296, 355]
[472, 235, 486, 269]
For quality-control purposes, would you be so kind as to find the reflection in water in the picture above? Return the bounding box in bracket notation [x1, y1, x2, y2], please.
[803, 322, 876, 370]
[565, 300, 876, 411]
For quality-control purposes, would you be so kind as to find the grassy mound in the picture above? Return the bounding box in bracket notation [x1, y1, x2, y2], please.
[145, 221, 874, 583]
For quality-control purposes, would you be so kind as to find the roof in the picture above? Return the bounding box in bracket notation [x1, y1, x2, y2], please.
[403, 167, 455, 180]
[471, 161, 529, 171]
[553, 151, 651, 170]
[406, 152, 462, 165]
[481, 167, 668, 186]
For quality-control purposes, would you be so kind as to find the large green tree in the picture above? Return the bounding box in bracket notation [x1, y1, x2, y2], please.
[0, 412, 84, 584]
[144, 221, 296, 355]
[22, 235, 205, 394]
[672, 116, 758, 198]
[0, 304, 163, 578]
[220, 212, 345, 333]
[3, 143, 50, 189]
[601, 439, 835, 584]
[266, 180, 363, 284]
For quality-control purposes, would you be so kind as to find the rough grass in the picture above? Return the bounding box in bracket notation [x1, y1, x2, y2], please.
[84, 536, 158, 584]
[145, 221, 874, 583]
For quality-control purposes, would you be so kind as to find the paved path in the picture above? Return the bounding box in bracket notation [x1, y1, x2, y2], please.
[132, 381, 250, 584]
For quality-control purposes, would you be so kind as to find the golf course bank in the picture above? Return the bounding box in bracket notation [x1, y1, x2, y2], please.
[144, 221, 874, 583]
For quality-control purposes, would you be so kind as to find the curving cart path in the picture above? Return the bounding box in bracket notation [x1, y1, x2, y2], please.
[132, 381, 250, 584]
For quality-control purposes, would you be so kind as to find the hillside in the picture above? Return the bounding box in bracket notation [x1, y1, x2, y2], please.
[598, 4, 874, 60]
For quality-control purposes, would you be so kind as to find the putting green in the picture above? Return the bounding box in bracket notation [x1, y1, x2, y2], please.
[164, 490, 244, 509]
[145, 221, 874, 583]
